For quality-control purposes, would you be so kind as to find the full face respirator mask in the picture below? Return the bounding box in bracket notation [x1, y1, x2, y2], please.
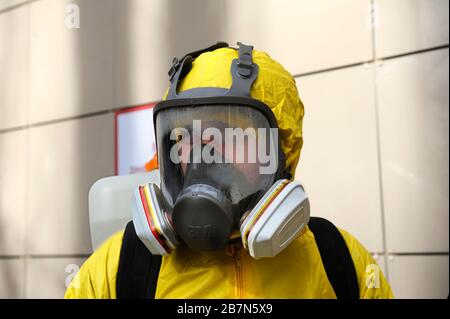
[132, 42, 310, 259]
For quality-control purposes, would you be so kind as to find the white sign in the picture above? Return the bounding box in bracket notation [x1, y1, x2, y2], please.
[115, 104, 157, 175]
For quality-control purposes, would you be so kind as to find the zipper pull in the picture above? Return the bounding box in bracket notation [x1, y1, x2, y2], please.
[225, 245, 235, 256]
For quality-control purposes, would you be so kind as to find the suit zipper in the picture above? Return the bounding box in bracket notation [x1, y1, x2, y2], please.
[234, 245, 244, 299]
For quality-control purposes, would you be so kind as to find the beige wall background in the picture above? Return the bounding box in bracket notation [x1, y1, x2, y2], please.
[0, 0, 448, 298]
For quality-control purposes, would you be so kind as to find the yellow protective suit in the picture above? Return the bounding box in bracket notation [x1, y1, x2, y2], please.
[65, 46, 393, 299]
[65, 226, 392, 298]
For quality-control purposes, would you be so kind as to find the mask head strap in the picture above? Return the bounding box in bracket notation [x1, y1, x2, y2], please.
[166, 55, 193, 99]
[167, 42, 229, 99]
[227, 42, 259, 97]
[168, 41, 229, 82]
[166, 42, 259, 99]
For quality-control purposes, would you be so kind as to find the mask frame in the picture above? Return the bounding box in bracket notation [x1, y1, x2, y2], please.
[153, 42, 292, 204]
[146, 42, 300, 253]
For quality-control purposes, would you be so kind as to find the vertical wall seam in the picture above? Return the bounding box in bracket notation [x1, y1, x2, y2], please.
[111, 0, 116, 114]
[370, 0, 390, 281]
[22, 0, 31, 299]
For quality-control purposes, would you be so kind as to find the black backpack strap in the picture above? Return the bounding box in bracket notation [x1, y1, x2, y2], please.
[116, 221, 162, 299]
[116, 217, 358, 298]
[308, 217, 360, 299]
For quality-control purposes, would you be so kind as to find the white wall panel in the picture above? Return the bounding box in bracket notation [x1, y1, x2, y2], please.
[26, 114, 114, 255]
[375, 0, 449, 58]
[0, 130, 26, 255]
[295, 64, 383, 253]
[388, 255, 449, 298]
[29, 0, 114, 123]
[0, 5, 28, 129]
[0, 258, 24, 298]
[26, 257, 87, 298]
[225, 0, 373, 75]
[377, 49, 449, 253]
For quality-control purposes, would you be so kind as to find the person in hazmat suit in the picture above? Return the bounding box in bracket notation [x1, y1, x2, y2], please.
[65, 42, 393, 299]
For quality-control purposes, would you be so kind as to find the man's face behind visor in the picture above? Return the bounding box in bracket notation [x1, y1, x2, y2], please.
[155, 105, 279, 211]
[173, 120, 269, 184]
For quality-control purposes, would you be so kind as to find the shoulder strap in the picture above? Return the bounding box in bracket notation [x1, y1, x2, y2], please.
[308, 217, 360, 299]
[116, 217, 359, 299]
[116, 221, 162, 299]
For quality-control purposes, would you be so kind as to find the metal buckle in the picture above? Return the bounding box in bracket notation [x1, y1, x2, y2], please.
[236, 42, 254, 78]
[168, 57, 181, 81]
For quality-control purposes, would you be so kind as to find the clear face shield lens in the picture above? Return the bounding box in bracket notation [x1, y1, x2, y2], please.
[156, 105, 279, 210]
[154, 105, 280, 250]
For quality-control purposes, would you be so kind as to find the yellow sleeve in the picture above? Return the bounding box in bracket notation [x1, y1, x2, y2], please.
[64, 230, 124, 299]
[339, 228, 394, 299]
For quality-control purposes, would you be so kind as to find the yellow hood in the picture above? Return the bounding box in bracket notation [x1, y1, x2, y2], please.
[167, 47, 304, 177]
